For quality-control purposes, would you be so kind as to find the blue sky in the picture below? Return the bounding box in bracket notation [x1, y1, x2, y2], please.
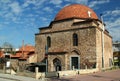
[0, 0, 120, 48]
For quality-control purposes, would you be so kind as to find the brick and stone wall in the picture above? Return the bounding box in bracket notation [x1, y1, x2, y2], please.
[27, 54, 37, 63]
[104, 32, 113, 68]
[11, 59, 19, 71]
[96, 22, 113, 70]
[35, 19, 113, 72]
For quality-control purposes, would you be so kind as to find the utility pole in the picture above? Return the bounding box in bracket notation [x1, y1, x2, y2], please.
[100, 14, 105, 68]
[22, 40, 24, 58]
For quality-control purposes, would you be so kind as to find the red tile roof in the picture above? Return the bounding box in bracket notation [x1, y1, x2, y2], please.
[0, 51, 4, 58]
[19, 45, 34, 52]
[55, 4, 98, 21]
[11, 45, 35, 59]
[10, 52, 21, 58]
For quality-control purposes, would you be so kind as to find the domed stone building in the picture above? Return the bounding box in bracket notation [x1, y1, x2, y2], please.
[35, 4, 113, 72]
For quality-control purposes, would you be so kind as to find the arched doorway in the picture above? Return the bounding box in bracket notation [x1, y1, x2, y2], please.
[53, 58, 62, 71]
[70, 50, 80, 70]
[70, 56, 80, 69]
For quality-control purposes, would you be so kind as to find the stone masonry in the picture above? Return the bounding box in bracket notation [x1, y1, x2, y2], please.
[35, 18, 113, 72]
[35, 4, 113, 72]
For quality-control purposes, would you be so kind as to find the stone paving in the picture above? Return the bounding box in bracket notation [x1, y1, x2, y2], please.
[0, 69, 120, 81]
[48, 69, 120, 81]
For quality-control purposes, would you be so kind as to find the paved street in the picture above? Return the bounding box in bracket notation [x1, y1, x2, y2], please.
[0, 69, 120, 81]
[48, 69, 120, 81]
[0, 73, 42, 81]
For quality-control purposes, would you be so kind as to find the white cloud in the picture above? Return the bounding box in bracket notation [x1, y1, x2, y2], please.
[4, 13, 14, 19]
[27, 14, 34, 17]
[75, 0, 88, 4]
[22, 0, 46, 8]
[106, 17, 120, 28]
[22, 0, 36, 8]
[22, 1, 30, 8]
[65, 0, 88, 4]
[104, 9, 120, 17]
[43, 7, 53, 12]
[105, 17, 120, 41]
[40, 17, 48, 21]
[102, 9, 120, 41]
[64, 4, 71, 7]
[89, 0, 110, 8]
[9, 1, 22, 15]
[0, 0, 11, 3]
[4, 12, 20, 22]
[50, 0, 62, 5]
[0, 0, 49, 47]
[108, 27, 120, 41]
[35, 0, 46, 6]
[0, 0, 11, 16]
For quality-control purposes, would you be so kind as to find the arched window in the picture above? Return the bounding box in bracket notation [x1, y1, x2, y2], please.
[73, 33, 78, 46]
[47, 36, 51, 48]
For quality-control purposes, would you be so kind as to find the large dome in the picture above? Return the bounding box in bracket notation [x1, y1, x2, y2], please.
[54, 4, 98, 21]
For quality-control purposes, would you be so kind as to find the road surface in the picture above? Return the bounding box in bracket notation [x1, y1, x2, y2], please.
[0, 69, 120, 81]
[48, 69, 120, 81]
[0, 73, 42, 81]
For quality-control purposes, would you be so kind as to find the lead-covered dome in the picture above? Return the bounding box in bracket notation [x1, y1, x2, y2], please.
[54, 4, 98, 21]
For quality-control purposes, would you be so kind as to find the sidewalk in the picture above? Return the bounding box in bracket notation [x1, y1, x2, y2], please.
[0, 73, 45, 81]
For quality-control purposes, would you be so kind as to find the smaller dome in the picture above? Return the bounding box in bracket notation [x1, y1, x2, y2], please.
[55, 4, 98, 21]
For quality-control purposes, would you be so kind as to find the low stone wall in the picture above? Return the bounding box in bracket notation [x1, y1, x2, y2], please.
[58, 68, 99, 77]
[58, 70, 76, 77]
[35, 68, 99, 79]
[36, 72, 45, 79]
[80, 68, 98, 74]
[35, 67, 45, 79]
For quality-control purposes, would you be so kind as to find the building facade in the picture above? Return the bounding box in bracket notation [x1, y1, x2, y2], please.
[113, 41, 120, 66]
[35, 4, 113, 72]
[10, 45, 37, 71]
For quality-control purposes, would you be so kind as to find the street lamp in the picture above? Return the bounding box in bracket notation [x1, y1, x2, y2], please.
[45, 45, 48, 72]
